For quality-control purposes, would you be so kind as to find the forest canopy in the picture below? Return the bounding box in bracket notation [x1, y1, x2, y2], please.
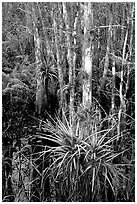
[2, 2, 135, 202]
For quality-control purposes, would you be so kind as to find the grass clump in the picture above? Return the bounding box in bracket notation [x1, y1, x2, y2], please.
[35, 111, 128, 201]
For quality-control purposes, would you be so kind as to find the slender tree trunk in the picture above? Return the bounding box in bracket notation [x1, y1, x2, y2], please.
[101, 13, 113, 90]
[110, 11, 115, 116]
[73, 4, 80, 111]
[63, 3, 75, 123]
[117, 8, 129, 142]
[31, 4, 48, 202]
[125, 3, 134, 94]
[31, 3, 45, 116]
[111, 55, 115, 113]
[82, 2, 93, 110]
[110, 19, 116, 139]
[52, 3, 65, 119]
[25, 3, 35, 64]
[38, 3, 54, 61]
[120, 3, 126, 52]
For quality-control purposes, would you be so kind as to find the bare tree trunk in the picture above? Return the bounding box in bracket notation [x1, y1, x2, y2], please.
[30, 3, 48, 202]
[52, 3, 65, 119]
[73, 4, 80, 111]
[31, 3, 45, 116]
[110, 11, 115, 116]
[38, 3, 55, 62]
[111, 55, 115, 113]
[82, 2, 93, 110]
[117, 8, 130, 141]
[120, 3, 126, 52]
[101, 13, 113, 90]
[62, 3, 75, 123]
[125, 3, 134, 95]
[109, 11, 116, 138]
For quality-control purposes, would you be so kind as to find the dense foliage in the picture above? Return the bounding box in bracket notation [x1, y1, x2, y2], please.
[2, 2, 135, 202]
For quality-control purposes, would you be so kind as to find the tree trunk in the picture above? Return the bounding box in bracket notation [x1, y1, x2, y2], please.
[125, 3, 134, 95]
[30, 4, 49, 202]
[82, 2, 93, 109]
[101, 13, 113, 90]
[52, 3, 65, 119]
[117, 6, 130, 143]
[62, 3, 75, 123]
[110, 11, 115, 115]
[31, 3, 45, 117]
